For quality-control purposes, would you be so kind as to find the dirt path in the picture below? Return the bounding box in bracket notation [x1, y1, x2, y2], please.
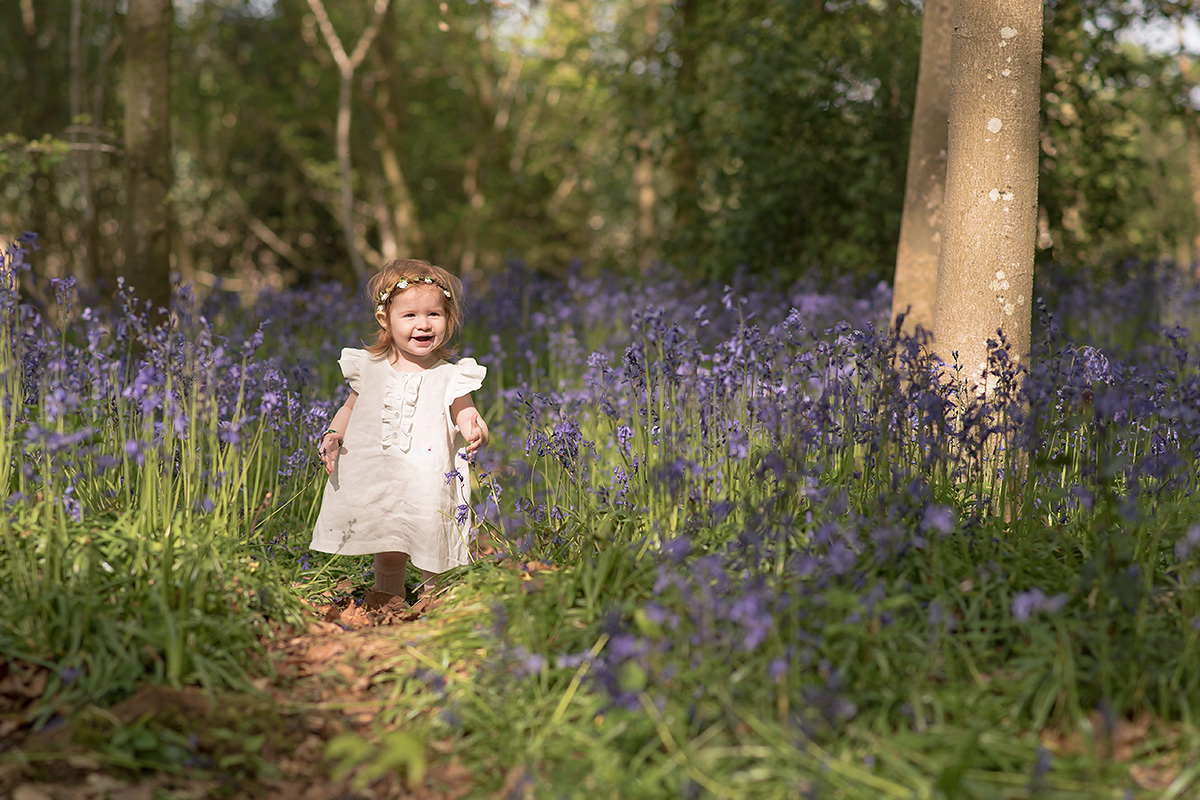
[1, 598, 480, 800]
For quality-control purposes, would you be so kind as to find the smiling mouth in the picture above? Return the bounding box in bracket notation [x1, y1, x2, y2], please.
[413, 335, 434, 344]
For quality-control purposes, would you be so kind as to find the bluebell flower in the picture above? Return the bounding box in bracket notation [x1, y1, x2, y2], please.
[1032, 746, 1053, 785]
[513, 648, 546, 677]
[1175, 525, 1200, 560]
[1011, 589, 1068, 621]
[662, 538, 690, 563]
[921, 505, 955, 536]
[123, 439, 146, 466]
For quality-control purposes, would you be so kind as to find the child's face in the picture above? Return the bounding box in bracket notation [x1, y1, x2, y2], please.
[376, 284, 448, 367]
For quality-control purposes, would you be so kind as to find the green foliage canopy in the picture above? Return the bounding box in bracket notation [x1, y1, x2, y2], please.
[0, 0, 1195, 290]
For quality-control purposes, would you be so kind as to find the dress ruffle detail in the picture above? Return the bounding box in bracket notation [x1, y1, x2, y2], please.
[381, 371, 421, 453]
[338, 348, 366, 394]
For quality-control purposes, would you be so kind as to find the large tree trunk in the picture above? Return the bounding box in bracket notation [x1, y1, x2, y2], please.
[932, 0, 1042, 391]
[123, 0, 173, 318]
[891, 0, 953, 337]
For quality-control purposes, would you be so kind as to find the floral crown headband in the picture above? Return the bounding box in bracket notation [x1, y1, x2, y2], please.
[375, 275, 453, 312]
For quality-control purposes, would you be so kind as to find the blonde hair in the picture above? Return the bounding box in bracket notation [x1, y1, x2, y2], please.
[366, 259, 465, 361]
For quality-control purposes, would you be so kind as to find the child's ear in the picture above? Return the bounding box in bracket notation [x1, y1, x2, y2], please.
[375, 308, 388, 328]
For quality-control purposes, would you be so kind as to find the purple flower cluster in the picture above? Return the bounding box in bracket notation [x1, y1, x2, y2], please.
[459, 259, 1200, 733]
[1, 240, 349, 532]
[10, 234, 1200, 740]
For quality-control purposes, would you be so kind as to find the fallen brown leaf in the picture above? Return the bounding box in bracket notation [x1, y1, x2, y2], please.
[1130, 759, 1181, 791]
[338, 604, 372, 629]
[12, 785, 54, 800]
[306, 641, 346, 664]
[0, 668, 48, 701]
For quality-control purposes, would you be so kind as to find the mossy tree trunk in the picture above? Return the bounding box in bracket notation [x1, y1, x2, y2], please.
[891, 0, 953, 338]
[932, 0, 1042, 390]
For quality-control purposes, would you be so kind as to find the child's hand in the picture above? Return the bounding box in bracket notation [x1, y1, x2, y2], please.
[318, 431, 341, 475]
[461, 409, 489, 455]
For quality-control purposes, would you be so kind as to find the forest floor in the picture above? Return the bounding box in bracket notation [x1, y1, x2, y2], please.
[1, 585, 494, 800]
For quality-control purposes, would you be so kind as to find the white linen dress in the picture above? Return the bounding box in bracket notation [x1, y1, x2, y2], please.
[310, 347, 487, 572]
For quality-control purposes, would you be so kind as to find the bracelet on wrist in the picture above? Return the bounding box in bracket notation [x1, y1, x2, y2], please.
[320, 428, 341, 444]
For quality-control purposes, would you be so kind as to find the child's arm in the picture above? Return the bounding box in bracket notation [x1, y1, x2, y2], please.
[318, 391, 357, 475]
[450, 395, 489, 455]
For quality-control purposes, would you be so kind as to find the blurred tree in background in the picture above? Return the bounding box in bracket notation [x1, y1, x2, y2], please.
[123, 0, 173, 315]
[0, 0, 1197, 296]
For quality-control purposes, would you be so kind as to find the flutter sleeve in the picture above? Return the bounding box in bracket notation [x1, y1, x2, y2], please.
[445, 358, 486, 408]
[338, 348, 366, 395]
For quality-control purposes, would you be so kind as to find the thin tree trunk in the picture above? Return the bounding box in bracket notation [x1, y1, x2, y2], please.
[460, 148, 484, 276]
[635, 0, 660, 273]
[373, 6, 423, 257]
[306, 0, 392, 284]
[123, 0, 173, 318]
[891, 0, 953, 337]
[70, 0, 88, 283]
[335, 69, 366, 281]
[932, 0, 1042, 392]
[91, 13, 122, 291]
[226, 183, 310, 273]
[670, 0, 701, 240]
[1187, 127, 1200, 268]
[70, 0, 104, 287]
[1179, 38, 1200, 268]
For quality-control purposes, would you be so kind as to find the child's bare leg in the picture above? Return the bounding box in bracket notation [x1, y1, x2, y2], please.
[373, 551, 409, 597]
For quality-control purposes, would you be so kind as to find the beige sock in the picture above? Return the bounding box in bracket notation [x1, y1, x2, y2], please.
[417, 569, 437, 598]
[373, 552, 408, 596]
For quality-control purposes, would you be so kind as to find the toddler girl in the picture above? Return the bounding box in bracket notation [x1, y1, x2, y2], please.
[310, 258, 489, 612]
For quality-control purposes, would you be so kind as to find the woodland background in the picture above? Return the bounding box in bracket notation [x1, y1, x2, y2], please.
[9, 3, 1200, 795]
[2, 0, 1199, 299]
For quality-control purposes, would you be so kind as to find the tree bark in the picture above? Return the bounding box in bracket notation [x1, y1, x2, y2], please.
[891, 0, 953, 337]
[932, 0, 1042, 391]
[123, 0, 173, 317]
